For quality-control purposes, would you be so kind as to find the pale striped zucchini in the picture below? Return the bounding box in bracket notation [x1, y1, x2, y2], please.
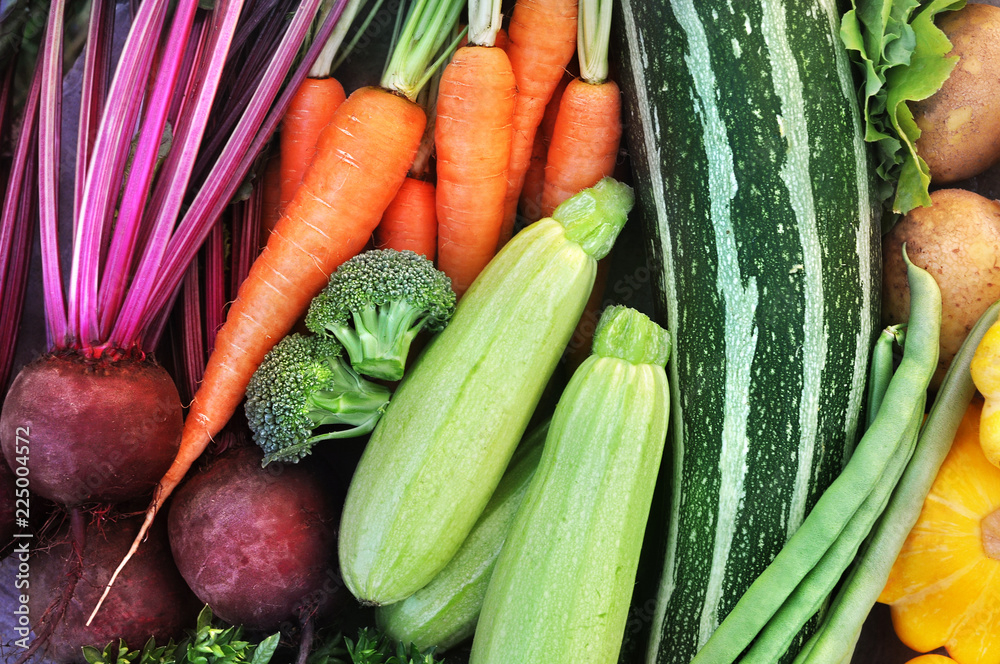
[612, 1, 881, 661]
[337, 178, 634, 606]
[375, 421, 546, 651]
[469, 306, 670, 664]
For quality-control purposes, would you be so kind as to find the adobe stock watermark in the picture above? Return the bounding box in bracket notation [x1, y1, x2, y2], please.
[9, 425, 32, 649]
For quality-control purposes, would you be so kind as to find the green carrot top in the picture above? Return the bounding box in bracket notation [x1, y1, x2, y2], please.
[592, 305, 671, 367]
[554, 177, 634, 260]
[381, 0, 465, 101]
[578, 0, 614, 84]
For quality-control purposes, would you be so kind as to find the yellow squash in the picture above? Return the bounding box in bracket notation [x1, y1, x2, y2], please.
[970, 316, 1000, 466]
[880, 400, 1000, 664]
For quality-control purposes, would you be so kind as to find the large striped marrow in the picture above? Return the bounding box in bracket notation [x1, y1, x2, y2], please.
[612, 1, 882, 661]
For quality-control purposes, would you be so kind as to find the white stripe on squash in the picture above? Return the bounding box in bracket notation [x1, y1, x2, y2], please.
[760, 0, 827, 540]
[664, 0, 760, 649]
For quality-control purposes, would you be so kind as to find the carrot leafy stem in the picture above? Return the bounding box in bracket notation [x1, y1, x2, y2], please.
[380, 0, 465, 101]
[579, 0, 613, 84]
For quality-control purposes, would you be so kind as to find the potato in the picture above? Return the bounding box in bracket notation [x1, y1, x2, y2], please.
[883, 188, 1000, 388]
[912, 3, 1000, 184]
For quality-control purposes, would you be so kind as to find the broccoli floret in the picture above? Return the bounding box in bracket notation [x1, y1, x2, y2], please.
[304, 249, 457, 381]
[245, 333, 392, 465]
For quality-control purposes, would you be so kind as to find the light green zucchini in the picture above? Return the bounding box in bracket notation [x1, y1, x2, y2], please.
[375, 421, 547, 651]
[337, 178, 634, 605]
[612, 1, 882, 661]
[469, 306, 671, 664]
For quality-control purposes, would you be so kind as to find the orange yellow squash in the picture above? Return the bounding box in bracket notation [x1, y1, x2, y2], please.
[880, 399, 1000, 664]
[970, 316, 1000, 467]
[906, 656, 959, 664]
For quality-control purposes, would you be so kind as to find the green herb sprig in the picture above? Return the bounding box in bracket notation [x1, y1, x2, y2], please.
[85, 612, 442, 664]
[82, 606, 280, 664]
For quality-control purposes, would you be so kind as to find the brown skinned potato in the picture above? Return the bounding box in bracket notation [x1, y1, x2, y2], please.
[883, 188, 1000, 388]
[912, 3, 1000, 184]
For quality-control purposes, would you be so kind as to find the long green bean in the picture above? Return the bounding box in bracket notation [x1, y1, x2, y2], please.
[689, 251, 941, 664]
[797, 299, 1000, 664]
[739, 322, 910, 661]
[741, 392, 923, 663]
[867, 325, 905, 430]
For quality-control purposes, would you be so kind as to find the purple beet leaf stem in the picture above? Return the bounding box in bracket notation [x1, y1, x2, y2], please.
[108, 0, 249, 350]
[75, 0, 115, 222]
[96, 0, 199, 339]
[130, 0, 347, 348]
[68, 0, 167, 349]
[38, 0, 69, 348]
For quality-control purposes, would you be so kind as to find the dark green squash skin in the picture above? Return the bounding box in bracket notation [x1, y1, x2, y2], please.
[613, 1, 881, 662]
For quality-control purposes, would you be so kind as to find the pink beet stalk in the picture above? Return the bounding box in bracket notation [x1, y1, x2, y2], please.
[74, 0, 115, 221]
[113, 0, 348, 348]
[37, 0, 69, 348]
[68, 0, 168, 348]
[95, 0, 200, 339]
[0, 65, 38, 388]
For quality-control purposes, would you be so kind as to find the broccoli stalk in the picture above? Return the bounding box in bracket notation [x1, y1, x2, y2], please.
[245, 333, 392, 465]
[305, 249, 457, 381]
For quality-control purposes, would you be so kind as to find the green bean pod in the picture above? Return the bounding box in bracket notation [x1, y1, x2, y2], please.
[866, 325, 904, 430]
[690, 248, 941, 664]
[797, 298, 1000, 664]
[742, 392, 924, 663]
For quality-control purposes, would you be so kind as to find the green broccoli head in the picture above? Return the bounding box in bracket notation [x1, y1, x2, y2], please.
[304, 249, 457, 381]
[245, 333, 392, 466]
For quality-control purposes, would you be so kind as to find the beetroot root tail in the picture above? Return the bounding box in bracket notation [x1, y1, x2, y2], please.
[85, 497, 160, 626]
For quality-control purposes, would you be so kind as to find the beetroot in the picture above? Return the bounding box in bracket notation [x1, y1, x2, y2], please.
[28, 511, 199, 663]
[168, 445, 345, 631]
[0, 353, 182, 506]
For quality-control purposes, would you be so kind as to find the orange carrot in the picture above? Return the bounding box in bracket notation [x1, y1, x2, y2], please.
[519, 131, 548, 225]
[375, 57, 441, 261]
[186, 89, 422, 450]
[540, 77, 621, 216]
[493, 26, 510, 51]
[278, 0, 380, 213]
[496, 0, 578, 247]
[518, 70, 570, 224]
[375, 176, 438, 260]
[166, 85, 423, 514]
[549, 0, 620, 363]
[435, 42, 516, 296]
[541, 68, 571, 142]
[259, 150, 282, 250]
[279, 76, 346, 211]
[540, 0, 622, 216]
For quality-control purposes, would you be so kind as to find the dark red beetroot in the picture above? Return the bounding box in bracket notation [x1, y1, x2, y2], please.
[28, 511, 199, 663]
[168, 445, 345, 631]
[0, 353, 182, 506]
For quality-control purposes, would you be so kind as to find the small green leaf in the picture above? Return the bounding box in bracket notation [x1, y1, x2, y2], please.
[196, 605, 214, 632]
[250, 633, 281, 664]
[82, 645, 105, 664]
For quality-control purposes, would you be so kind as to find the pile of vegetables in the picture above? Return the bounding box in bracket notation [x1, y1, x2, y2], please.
[5, 0, 1000, 663]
